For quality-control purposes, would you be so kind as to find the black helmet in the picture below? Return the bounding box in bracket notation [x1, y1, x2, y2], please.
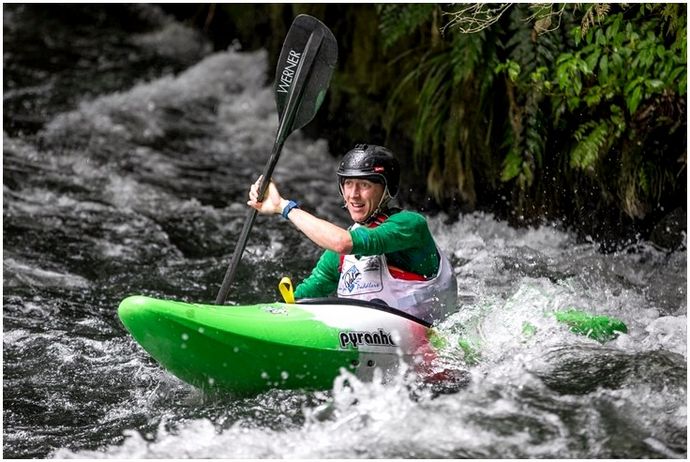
[336, 144, 400, 197]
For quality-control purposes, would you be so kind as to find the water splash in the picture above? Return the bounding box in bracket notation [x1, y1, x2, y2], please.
[4, 8, 685, 459]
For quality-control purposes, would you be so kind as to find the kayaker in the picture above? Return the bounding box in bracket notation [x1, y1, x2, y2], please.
[247, 144, 457, 323]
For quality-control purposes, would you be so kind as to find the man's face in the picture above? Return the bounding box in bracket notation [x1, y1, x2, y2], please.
[341, 178, 385, 223]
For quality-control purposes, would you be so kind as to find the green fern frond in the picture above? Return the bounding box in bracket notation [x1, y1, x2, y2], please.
[525, 113, 545, 169]
[377, 4, 438, 49]
[450, 29, 486, 83]
[501, 147, 523, 182]
[570, 120, 611, 169]
[412, 54, 453, 147]
[573, 120, 599, 141]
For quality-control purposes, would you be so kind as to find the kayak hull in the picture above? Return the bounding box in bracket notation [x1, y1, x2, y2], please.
[118, 296, 434, 394]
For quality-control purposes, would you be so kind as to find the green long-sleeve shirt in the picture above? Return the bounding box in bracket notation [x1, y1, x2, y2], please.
[294, 210, 439, 299]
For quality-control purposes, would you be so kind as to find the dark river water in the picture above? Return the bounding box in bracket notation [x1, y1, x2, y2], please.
[3, 4, 687, 458]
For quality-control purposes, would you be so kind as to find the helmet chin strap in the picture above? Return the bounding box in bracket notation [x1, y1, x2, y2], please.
[356, 188, 392, 225]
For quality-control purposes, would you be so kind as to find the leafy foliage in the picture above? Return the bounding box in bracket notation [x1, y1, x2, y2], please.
[381, 4, 497, 207]
[570, 117, 617, 170]
[545, 5, 686, 217]
[377, 4, 438, 50]
[379, 3, 686, 224]
[495, 4, 566, 193]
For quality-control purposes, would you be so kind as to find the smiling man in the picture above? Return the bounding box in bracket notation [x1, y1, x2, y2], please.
[247, 144, 457, 323]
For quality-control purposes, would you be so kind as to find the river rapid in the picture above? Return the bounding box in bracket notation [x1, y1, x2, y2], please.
[3, 4, 687, 459]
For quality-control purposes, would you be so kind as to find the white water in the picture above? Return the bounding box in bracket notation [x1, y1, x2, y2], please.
[3, 6, 686, 458]
[53, 210, 686, 459]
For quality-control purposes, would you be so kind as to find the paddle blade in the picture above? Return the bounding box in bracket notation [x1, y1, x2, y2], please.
[214, 15, 337, 306]
[274, 14, 337, 132]
[553, 309, 628, 343]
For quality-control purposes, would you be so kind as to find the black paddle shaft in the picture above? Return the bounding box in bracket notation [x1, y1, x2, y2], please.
[215, 16, 337, 305]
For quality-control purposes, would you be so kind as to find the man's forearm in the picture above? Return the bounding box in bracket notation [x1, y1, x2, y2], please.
[282, 201, 353, 254]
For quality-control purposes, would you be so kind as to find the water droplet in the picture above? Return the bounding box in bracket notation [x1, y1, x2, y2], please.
[181, 333, 189, 341]
[281, 371, 289, 380]
[198, 327, 205, 334]
[233, 347, 239, 353]
[208, 377, 215, 386]
[261, 372, 269, 379]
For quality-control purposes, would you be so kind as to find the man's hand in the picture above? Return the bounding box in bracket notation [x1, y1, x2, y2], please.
[247, 176, 288, 215]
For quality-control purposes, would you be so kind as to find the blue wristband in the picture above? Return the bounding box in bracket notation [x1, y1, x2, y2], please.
[281, 200, 300, 219]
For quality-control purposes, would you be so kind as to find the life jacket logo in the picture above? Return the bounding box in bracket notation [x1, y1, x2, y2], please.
[339, 257, 383, 294]
[277, 49, 301, 94]
[339, 329, 396, 349]
[362, 256, 380, 272]
[341, 265, 361, 293]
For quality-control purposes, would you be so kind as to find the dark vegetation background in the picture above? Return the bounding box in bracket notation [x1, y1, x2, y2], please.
[9, 3, 687, 252]
[161, 3, 686, 252]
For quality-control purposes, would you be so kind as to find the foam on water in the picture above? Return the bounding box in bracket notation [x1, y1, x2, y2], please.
[52, 206, 687, 458]
[4, 12, 685, 458]
[4, 257, 91, 289]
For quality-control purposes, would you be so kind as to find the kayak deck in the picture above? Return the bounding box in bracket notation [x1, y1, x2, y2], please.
[118, 296, 432, 394]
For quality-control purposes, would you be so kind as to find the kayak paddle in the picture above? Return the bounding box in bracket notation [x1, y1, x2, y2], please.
[216, 15, 338, 304]
[451, 309, 628, 365]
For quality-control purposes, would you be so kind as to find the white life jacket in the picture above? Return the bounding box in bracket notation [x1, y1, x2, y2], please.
[336, 219, 457, 324]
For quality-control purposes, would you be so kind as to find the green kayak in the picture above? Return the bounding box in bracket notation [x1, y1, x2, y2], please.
[118, 295, 627, 395]
[118, 295, 434, 395]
